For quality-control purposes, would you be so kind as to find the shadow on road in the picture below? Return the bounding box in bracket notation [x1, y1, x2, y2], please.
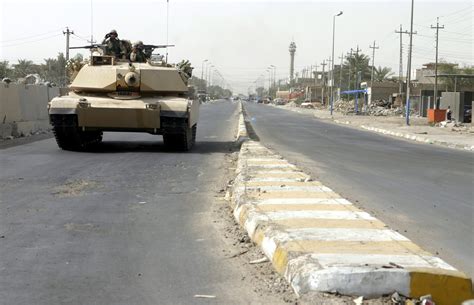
[84, 140, 239, 154]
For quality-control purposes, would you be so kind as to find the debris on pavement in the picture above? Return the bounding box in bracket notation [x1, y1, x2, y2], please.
[194, 294, 217, 299]
[353, 296, 364, 305]
[249, 257, 269, 264]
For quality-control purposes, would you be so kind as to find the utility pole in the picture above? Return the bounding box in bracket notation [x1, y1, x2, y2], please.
[354, 45, 361, 56]
[321, 60, 327, 105]
[201, 59, 208, 90]
[63, 27, 74, 85]
[347, 49, 353, 91]
[431, 17, 444, 109]
[338, 53, 344, 92]
[369, 40, 379, 89]
[406, 0, 415, 125]
[313, 64, 318, 101]
[395, 25, 404, 97]
[63, 27, 74, 61]
[395, 25, 417, 106]
[327, 57, 332, 104]
[353, 45, 361, 90]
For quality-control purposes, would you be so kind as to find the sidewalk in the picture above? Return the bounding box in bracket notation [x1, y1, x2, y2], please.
[278, 105, 474, 152]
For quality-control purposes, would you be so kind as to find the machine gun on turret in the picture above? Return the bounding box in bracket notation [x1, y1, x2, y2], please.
[141, 45, 175, 60]
[69, 44, 106, 50]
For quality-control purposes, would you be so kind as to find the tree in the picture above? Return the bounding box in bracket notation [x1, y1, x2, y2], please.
[333, 52, 371, 91]
[39, 53, 67, 85]
[0, 61, 12, 78]
[373, 66, 394, 82]
[13, 59, 35, 78]
[256, 86, 265, 97]
[189, 76, 207, 90]
[438, 62, 474, 91]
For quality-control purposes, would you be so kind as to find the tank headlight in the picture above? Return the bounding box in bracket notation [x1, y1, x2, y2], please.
[124, 72, 140, 87]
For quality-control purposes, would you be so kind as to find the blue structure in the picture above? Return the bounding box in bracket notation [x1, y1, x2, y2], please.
[340, 89, 368, 113]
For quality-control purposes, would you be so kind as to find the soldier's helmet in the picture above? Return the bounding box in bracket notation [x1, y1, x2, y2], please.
[133, 41, 144, 49]
[109, 29, 118, 36]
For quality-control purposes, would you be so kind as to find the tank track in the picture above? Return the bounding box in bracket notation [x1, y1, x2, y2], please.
[162, 117, 196, 151]
[50, 114, 103, 151]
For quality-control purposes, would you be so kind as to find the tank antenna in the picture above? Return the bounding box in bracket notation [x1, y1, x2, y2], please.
[90, 0, 94, 46]
[165, 0, 169, 63]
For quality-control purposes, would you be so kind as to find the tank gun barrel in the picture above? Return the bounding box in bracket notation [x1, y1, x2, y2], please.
[142, 44, 175, 50]
[69, 44, 106, 50]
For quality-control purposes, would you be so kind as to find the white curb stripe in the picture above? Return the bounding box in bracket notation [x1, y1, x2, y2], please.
[293, 266, 410, 297]
[306, 253, 457, 270]
[247, 164, 296, 169]
[256, 210, 375, 221]
[241, 185, 333, 192]
[246, 157, 284, 161]
[247, 178, 307, 182]
[247, 170, 305, 174]
[280, 228, 409, 242]
[254, 198, 352, 205]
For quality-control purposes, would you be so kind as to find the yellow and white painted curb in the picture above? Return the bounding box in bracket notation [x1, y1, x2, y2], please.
[232, 109, 473, 304]
[236, 102, 249, 141]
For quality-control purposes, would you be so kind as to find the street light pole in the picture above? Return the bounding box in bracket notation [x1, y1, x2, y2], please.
[208, 65, 214, 87]
[406, 0, 414, 125]
[201, 59, 208, 90]
[331, 11, 343, 116]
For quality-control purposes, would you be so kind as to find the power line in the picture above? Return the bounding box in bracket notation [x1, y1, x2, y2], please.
[0, 28, 63, 44]
[0, 33, 62, 48]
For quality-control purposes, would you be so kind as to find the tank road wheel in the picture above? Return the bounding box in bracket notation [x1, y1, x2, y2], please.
[163, 124, 197, 151]
[50, 115, 102, 151]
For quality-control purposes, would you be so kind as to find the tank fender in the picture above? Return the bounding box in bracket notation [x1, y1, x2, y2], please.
[188, 99, 199, 128]
[48, 96, 79, 115]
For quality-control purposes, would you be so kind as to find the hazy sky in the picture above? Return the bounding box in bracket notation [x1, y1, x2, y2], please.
[1, 0, 472, 93]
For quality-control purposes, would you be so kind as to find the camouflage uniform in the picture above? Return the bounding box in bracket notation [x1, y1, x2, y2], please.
[102, 30, 123, 58]
[130, 41, 147, 63]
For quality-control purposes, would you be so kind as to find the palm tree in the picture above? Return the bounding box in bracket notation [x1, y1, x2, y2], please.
[335, 52, 371, 90]
[13, 59, 35, 78]
[374, 66, 394, 82]
[0, 61, 11, 78]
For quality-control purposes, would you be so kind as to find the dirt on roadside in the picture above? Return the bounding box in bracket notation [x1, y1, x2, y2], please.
[212, 146, 393, 305]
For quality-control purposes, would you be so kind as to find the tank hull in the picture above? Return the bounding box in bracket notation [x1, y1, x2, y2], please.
[48, 95, 199, 134]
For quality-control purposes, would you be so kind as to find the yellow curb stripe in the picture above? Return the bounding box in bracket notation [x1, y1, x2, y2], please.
[409, 268, 473, 305]
[245, 181, 323, 187]
[245, 167, 302, 172]
[246, 161, 293, 165]
[283, 240, 430, 256]
[273, 246, 289, 274]
[250, 172, 308, 176]
[254, 191, 340, 199]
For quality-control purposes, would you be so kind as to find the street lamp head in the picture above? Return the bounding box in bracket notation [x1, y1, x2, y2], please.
[336, 11, 343, 16]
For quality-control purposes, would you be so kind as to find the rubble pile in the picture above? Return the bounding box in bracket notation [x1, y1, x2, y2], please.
[332, 100, 355, 113]
[368, 104, 403, 116]
[436, 120, 471, 132]
[286, 101, 299, 108]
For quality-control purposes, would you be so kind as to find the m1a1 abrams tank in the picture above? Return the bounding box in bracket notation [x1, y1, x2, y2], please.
[48, 50, 198, 151]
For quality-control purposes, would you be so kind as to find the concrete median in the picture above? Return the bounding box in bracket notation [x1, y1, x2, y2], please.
[231, 105, 473, 304]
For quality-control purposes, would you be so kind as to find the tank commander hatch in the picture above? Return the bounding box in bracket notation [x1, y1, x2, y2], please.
[102, 29, 123, 58]
[130, 41, 147, 63]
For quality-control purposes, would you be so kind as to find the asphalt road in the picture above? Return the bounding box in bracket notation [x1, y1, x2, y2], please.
[244, 102, 474, 277]
[0, 100, 280, 305]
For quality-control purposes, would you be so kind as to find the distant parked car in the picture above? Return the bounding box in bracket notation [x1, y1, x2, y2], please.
[464, 107, 472, 123]
[300, 102, 315, 109]
[273, 98, 286, 105]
